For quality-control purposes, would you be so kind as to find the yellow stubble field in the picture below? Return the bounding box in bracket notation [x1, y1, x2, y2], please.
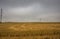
[0, 22, 60, 39]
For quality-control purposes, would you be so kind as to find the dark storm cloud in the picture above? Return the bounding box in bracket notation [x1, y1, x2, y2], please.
[0, 0, 60, 22]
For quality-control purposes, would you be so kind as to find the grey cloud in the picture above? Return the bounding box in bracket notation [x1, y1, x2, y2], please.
[0, 0, 60, 8]
[0, 0, 60, 22]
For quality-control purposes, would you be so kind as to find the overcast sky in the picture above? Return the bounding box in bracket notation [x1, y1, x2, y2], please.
[0, 0, 60, 22]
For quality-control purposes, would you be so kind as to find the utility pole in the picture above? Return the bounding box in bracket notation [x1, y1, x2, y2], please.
[40, 18, 41, 22]
[0, 8, 2, 23]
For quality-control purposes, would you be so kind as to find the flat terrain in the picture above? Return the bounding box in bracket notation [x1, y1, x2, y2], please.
[0, 22, 60, 39]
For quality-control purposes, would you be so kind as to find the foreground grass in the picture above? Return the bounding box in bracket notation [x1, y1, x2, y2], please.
[0, 30, 60, 39]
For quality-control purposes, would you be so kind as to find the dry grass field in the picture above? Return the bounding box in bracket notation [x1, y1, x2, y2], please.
[0, 22, 60, 39]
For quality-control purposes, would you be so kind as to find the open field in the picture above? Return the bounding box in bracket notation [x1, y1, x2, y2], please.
[0, 22, 60, 39]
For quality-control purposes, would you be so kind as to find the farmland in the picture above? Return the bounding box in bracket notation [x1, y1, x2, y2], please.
[0, 22, 60, 39]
